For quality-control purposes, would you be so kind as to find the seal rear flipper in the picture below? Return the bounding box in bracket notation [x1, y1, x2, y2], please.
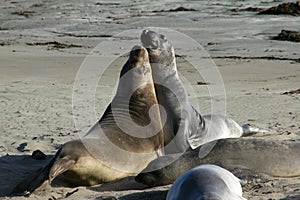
[241, 124, 270, 137]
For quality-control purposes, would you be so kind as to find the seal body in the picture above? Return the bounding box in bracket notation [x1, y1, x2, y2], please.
[141, 29, 204, 152]
[136, 138, 300, 187]
[11, 46, 164, 195]
[166, 164, 246, 200]
[140, 30, 265, 152]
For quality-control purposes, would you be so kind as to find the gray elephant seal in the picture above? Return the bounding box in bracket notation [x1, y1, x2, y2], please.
[166, 164, 246, 200]
[11, 46, 164, 195]
[136, 137, 300, 187]
[140, 30, 267, 153]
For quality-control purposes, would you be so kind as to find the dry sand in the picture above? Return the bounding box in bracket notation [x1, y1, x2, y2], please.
[0, 0, 300, 199]
[0, 44, 299, 200]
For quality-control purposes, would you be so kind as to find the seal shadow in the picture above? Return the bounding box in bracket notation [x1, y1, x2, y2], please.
[0, 154, 52, 196]
[88, 177, 169, 200]
[87, 176, 149, 192]
[0, 153, 161, 198]
[118, 190, 168, 200]
[0, 153, 75, 197]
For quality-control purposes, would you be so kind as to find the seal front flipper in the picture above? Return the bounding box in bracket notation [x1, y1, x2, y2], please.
[10, 148, 76, 196]
[49, 155, 76, 183]
[10, 149, 58, 196]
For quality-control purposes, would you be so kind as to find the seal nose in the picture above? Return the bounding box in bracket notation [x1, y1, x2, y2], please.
[141, 29, 159, 49]
[129, 45, 149, 64]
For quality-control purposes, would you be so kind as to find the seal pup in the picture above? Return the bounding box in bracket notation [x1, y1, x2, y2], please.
[140, 29, 268, 152]
[11, 45, 164, 195]
[136, 137, 300, 187]
[166, 164, 246, 200]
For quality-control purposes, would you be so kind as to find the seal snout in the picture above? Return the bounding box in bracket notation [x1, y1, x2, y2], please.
[141, 29, 160, 49]
[120, 45, 150, 77]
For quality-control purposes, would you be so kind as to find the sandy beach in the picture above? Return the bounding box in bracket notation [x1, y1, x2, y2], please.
[0, 0, 299, 199]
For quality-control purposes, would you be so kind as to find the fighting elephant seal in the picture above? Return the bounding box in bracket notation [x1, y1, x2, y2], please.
[140, 29, 268, 153]
[11, 45, 164, 195]
[136, 137, 300, 187]
[166, 164, 246, 200]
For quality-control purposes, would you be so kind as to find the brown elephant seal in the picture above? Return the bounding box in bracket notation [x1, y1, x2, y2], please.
[11, 45, 164, 196]
[140, 29, 268, 153]
[136, 137, 300, 187]
[166, 164, 246, 200]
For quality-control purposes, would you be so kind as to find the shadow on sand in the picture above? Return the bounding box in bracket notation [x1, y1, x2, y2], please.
[0, 154, 53, 196]
[0, 154, 168, 199]
[119, 190, 168, 200]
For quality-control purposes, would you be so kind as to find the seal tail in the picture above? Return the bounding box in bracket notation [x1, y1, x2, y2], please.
[10, 148, 75, 196]
[241, 124, 270, 137]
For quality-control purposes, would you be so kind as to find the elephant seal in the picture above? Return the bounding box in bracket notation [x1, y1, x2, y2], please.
[11, 45, 164, 195]
[136, 137, 300, 187]
[140, 29, 268, 153]
[166, 164, 246, 200]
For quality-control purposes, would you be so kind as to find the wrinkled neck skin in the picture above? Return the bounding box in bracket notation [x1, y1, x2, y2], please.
[150, 50, 206, 153]
[97, 58, 164, 155]
[105, 61, 155, 127]
[141, 29, 206, 151]
[152, 59, 187, 104]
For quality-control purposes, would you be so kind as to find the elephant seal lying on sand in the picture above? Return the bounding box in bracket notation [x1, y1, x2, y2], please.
[136, 137, 300, 187]
[166, 164, 246, 200]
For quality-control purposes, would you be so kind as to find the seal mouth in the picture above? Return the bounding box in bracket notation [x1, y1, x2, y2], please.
[140, 30, 174, 65]
[130, 45, 148, 63]
[141, 29, 160, 50]
[129, 45, 151, 76]
[133, 45, 150, 63]
[120, 45, 150, 77]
